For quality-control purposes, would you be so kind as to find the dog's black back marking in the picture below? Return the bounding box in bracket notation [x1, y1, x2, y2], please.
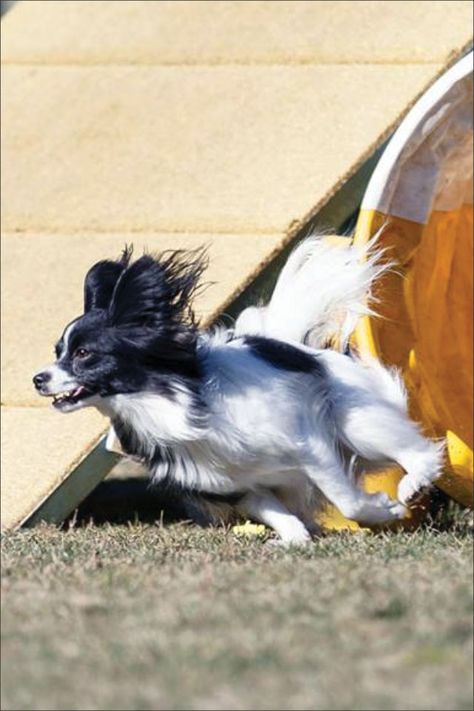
[244, 336, 324, 376]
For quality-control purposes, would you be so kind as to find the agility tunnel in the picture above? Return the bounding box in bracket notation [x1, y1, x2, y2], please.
[353, 51, 473, 514]
[319, 52, 473, 531]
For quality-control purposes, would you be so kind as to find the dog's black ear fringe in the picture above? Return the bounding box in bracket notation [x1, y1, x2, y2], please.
[108, 247, 208, 328]
[84, 245, 133, 312]
[108, 247, 208, 329]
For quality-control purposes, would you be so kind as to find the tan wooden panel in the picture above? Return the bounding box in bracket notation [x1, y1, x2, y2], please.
[1, 406, 108, 531]
[2, 1, 472, 65]
[2, 64, 442, 234]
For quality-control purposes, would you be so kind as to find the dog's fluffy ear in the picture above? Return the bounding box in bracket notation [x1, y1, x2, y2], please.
[108, 248, 207, 328]
[84, 246, 133, 312]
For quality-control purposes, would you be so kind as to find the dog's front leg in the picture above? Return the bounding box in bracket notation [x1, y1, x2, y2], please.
[239, 491, 312, 546]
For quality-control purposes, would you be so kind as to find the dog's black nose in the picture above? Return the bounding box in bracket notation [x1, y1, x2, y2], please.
[33, 371, 51, 389]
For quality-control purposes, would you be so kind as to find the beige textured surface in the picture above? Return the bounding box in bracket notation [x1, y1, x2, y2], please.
[1, 0, 471, 529]
[2, 1, 472, 65]
[2, 63, 443, 234]
[1, 407, 107, 531]
[1, 232, 282, 407]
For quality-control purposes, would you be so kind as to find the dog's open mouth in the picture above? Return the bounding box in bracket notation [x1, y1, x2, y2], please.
[52, 386, 94, 409]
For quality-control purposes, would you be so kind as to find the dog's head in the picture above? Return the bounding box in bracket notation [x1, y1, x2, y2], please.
[33, 246, 206, 412]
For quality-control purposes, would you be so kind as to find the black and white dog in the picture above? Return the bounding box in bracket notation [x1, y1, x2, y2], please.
[33, 237, 443, 544]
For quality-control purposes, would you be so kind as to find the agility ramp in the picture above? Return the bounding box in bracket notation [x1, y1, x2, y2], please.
[1, 1, 472, 531]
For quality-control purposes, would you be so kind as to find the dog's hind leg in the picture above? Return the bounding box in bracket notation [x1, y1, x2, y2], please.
[335, 402, 444, 505]
[301, 444, 405, 524]
[239, 491, 312, 546]
[396, 440, 444, 505]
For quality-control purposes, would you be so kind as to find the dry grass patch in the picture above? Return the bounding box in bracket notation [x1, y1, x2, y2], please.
[1, 512, 473, 711]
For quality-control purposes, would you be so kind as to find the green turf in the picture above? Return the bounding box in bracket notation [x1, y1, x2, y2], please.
[1, 511, 473, 711]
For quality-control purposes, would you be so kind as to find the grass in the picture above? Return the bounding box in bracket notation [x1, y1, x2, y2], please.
[1, 505, 473, 711]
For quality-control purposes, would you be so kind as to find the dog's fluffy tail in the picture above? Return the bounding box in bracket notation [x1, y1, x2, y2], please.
[234, 234, 388, 351]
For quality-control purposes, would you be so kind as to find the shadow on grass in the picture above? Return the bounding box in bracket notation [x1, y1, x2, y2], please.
[68, 477, 191, 527]
[69, 474, 472, 535]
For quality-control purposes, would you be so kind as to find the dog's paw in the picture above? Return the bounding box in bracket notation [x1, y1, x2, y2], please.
[355, 494, 407, 524]
[368, 492, 395, 508]
[397, 475, 432, 506]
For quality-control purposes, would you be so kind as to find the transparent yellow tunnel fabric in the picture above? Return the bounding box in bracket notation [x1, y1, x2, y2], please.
[354, 205, 473, 509]
[320, 52, 473, 529]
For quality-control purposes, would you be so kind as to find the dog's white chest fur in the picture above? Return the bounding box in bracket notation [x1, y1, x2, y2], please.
[105, 391, 198, 445]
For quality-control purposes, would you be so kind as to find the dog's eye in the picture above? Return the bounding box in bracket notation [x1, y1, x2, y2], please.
[75, 348, 90, 360]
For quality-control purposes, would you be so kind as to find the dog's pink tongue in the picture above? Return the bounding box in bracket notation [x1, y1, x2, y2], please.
[73, 386, 87, 398]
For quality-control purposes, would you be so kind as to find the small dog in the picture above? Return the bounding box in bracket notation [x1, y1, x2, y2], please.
[33, 237, 443, 544]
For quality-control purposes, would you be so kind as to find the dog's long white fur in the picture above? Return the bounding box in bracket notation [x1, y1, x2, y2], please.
[234, 235, 387, 350]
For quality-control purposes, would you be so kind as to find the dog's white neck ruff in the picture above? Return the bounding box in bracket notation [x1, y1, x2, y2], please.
[101, 390, 201, 445]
